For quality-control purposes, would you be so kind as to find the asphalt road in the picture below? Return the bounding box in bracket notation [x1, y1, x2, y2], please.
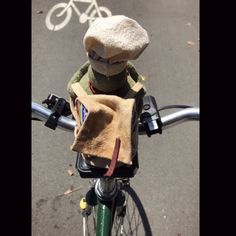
[32, 0, 199, 235]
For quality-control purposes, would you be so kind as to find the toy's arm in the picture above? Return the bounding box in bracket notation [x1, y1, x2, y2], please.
[67, 61, 90, 99]
[126, 62, 147, 116]
[127, 62, 144, 83]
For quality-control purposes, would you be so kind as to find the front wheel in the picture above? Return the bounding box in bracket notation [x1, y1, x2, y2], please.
[45, 3, 72, 31]
[112, 186, 151, 235]
[82, 185, 152, 235]
[88, 6, 112, 26]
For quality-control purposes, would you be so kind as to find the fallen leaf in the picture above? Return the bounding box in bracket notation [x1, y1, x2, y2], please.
[185, 22, 191, 26]
[63, 186, 80, 195]
[67, 169, 74, 176]
[187, 41, 195, 46]
[64, 189, 73, 195]
[64, 186, 74, 195]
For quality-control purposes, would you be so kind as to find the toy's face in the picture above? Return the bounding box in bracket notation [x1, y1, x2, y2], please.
[88, 50, 127, 77]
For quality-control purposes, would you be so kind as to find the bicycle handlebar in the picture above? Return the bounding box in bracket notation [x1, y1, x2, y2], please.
[32, 102, 199, 133]
[161, 107, 199, 127]
[32, 102, 76, 131]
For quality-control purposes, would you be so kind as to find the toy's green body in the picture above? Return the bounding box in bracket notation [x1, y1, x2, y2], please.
[67, 61, 146, 116]
[67, 15, 149, 168]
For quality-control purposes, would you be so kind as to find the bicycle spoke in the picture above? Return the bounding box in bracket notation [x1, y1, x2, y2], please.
[115, 186, 151, 235]
[92, 207, 96, 235]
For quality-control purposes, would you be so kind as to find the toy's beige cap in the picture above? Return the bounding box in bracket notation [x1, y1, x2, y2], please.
[83, 15, 149, 76]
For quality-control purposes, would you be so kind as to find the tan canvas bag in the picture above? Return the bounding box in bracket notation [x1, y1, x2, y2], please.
[69, 82, 143, 168]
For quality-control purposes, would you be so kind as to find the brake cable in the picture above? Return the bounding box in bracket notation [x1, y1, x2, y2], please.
[158, 105, 193, 111]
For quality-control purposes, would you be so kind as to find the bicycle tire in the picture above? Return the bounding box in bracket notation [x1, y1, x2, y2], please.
[88, 6, 112, 26]
[112, 185, 152, 235]
[45, 3, 72, 31]
[82, 185, 152, 236]
[83, 206, 97, 236]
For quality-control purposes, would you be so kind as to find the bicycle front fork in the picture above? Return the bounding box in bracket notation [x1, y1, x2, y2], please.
[81, 178, 126, 236]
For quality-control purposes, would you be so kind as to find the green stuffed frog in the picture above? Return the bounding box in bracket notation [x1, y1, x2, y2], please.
[67, 15, 149, 168]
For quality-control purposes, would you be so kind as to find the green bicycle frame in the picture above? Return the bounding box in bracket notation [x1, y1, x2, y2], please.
[96, 199, 114, 236]
[93, 178, 118, 236]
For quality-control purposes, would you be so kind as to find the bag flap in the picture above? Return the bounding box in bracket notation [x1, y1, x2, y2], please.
[70, 89, 136, 165]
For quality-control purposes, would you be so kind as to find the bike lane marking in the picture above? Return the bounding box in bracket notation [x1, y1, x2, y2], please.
[45, 0, 112, 31]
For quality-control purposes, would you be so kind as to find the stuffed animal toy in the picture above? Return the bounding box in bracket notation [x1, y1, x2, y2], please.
[67, 15, 149, 168]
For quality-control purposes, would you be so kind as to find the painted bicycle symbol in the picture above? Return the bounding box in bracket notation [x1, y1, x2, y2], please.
[45, 0, 112, 31]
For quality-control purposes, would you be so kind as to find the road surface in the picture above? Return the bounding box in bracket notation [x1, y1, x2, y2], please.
[32, 0, 199, 235]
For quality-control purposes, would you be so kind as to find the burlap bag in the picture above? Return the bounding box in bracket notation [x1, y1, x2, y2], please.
[69, 82, 142, 168]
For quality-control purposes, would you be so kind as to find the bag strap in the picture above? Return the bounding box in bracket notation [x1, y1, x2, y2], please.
[71, 82, 88, 97]
[104, 137, 121, 177]
[124, 82, 143, 99]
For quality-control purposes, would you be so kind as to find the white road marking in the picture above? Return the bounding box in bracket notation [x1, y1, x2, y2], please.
[45, 0, 112, 31]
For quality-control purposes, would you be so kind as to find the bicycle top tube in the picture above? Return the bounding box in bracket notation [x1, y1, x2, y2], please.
[31, 102, 199, 133]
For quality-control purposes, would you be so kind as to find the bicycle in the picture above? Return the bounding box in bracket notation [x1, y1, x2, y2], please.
[45, 0, 112, 31]
[32, 93, 199, 236]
